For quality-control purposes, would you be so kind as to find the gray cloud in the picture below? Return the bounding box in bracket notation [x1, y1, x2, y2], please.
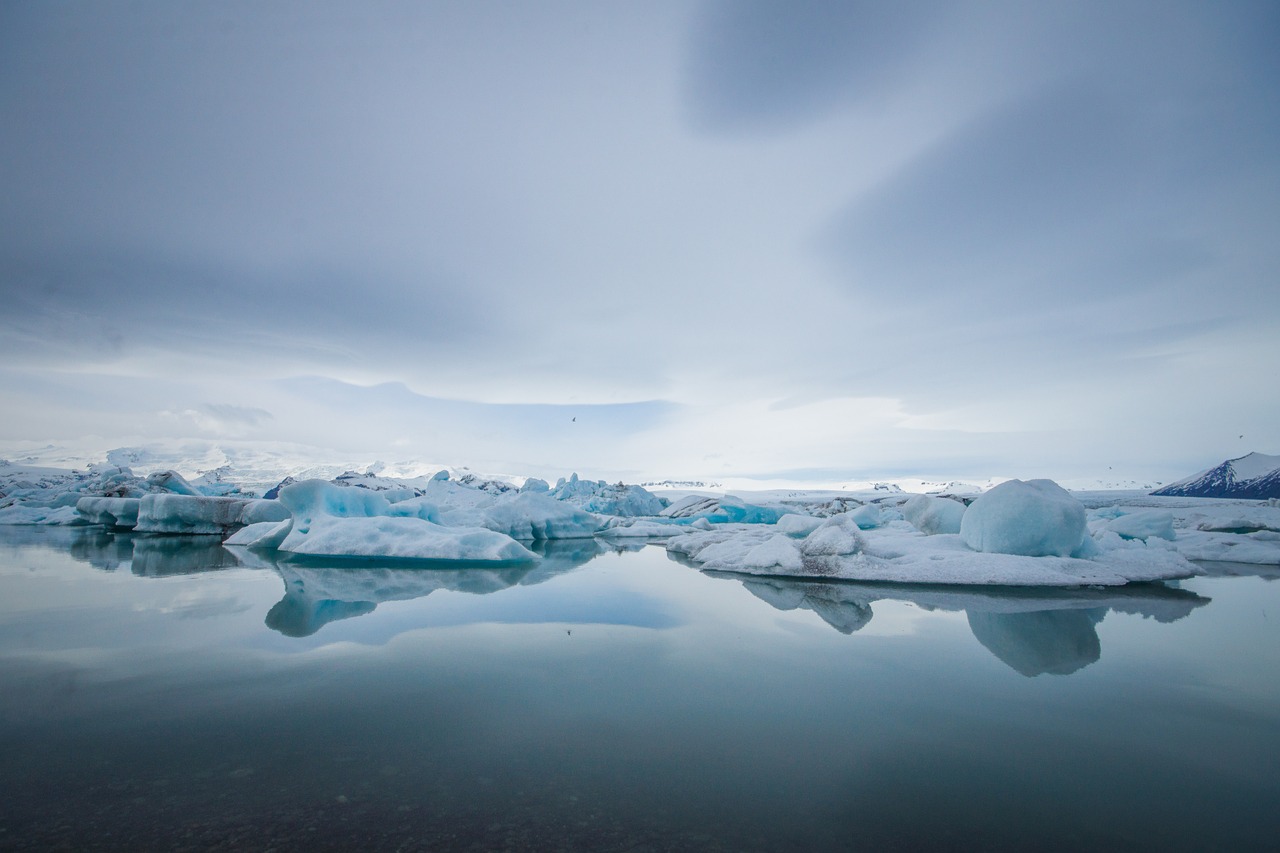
[683, 0, 953, 133]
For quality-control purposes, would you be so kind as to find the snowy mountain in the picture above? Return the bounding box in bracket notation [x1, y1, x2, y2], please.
[1151, 452, 1280, 499]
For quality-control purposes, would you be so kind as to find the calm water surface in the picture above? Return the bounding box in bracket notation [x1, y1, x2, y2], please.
[1, 526, 1278, 851]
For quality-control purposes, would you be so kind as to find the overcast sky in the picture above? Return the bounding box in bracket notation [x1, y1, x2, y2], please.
[2, 0, 1277, 484]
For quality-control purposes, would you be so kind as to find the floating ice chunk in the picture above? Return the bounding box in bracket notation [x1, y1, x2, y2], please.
[660, 495, 720, 518]
[521, 477, 549, 493]
[133, 494, 290, 534]
[1103, 510, 1175, 542]
[741, 534, 804, 572]
[441, 491, 601, 540]
[76, 497, 142, 529]
[798, 513, 868, 576]
[549, 476, 665, 516]
[144, 470, 201, 496]
[849, 503, 884, 529]
[224, 520, 291, 549]
[276, 479, 535, 562]
[776, 514, 823, 537]
[1172, 530, 1280, 565]
[241, 499, 291, 525]
[384, 496, 441, 523]
[902, 495, 966, 535]
[0, 505, 82, 525]
[666, 511, 1194, 586]
[659, 493, 783, 524]
[597, 519, 684, 539]
[960, 480, 1086, 557]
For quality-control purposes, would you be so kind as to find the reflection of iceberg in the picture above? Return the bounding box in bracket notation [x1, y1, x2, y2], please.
[257, 536, 620, 637]
[708, 573, 1209, 676]
[69, 529, 135, 572]
[967, 609, 1103, 676]
[5, 527, 242, 576]
[130, 535, 242, 577]
[740, 579, 872, 634]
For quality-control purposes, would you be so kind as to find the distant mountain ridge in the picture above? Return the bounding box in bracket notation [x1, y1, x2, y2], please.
[1151, 452, 1280, 499]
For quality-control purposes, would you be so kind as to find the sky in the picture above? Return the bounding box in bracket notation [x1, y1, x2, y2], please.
[1, 0, 1278, 485]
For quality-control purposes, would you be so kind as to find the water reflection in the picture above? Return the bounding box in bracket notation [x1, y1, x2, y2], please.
[131, 535, 242, 576]
[708, 572, 1210, 676]
[45, 528, 642, 637]
[248, 538, 638, 637]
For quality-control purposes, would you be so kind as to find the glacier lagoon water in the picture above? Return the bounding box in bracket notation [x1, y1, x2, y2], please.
[1, 527, 1278, 851]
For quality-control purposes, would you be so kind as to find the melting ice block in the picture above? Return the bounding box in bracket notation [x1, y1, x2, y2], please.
[960, 479, 1086, 557]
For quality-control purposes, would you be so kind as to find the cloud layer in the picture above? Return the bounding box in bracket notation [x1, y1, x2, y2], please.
[2, 1, 1277, 481]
